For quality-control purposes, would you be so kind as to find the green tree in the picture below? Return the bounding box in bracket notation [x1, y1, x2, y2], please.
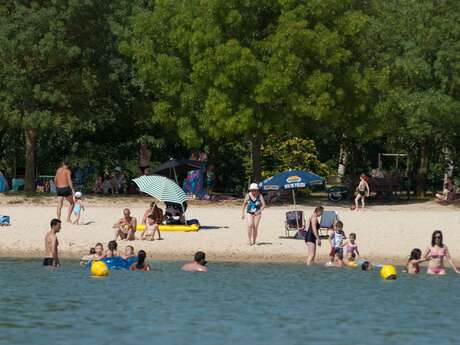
[0, 1, 129, 191]
[127, 0, 368, 182]
[261, 135, 329, 178]
[363, 0, 460, 195]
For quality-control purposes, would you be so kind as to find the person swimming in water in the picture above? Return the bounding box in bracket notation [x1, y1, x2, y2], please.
[122, 245, 136, 260]
[404, 248, 426, 274]
[424, 230, 460, 275]
[181, 251, 208, 272]
[361, 261, 373, 271]
[129, 250, 150, 271]
[106, 240, 119, 257]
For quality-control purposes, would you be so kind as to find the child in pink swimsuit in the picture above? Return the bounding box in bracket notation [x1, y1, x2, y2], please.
[343, 233, 360, 262]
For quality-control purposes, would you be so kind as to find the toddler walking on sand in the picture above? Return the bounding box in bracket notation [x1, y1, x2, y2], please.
[72, 192, 85, 225]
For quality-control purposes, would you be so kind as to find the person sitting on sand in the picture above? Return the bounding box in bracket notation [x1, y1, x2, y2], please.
[44, 218, 61, 267]
[106, 240, 119, 257]
[181, 251, 208, 272]
[405, 248, 426, 274]
[424, 230, 460, 275]
[113, 208, 137, 241]
[130, 250, 150, 271]
[327, 221, 346, 267]
[122, 245, 136, 260]
[435, 177, 456, 202]
[141, 214, 162, 241]
[142, 201, 164, 225]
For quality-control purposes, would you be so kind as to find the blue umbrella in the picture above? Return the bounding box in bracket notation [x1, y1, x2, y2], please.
[260, 170, 324, 206]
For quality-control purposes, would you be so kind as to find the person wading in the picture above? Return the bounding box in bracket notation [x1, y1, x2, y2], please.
[305, 206, 324, 265]
[54, 159, 75, 222]
[44, 218, 62, 267]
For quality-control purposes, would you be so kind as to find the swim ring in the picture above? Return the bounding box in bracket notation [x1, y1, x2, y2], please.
[86, 256, 137, 270]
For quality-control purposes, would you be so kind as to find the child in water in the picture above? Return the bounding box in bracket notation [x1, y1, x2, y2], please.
[130, 250, 150, 271]
[72, 191, 85, 225]
[106, 240, 119, 257]
[405, 248, 426, 274]
[327, 221, 346, 267]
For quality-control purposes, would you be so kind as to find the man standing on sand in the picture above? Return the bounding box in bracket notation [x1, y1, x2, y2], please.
[44, 218, 61, 267]
[54, 160, 75, 222]
[181, 251, 208, 272]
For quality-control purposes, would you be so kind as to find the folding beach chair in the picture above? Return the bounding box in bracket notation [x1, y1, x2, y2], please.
[284, 210, 305, 238]
[318, 211, 338, 239]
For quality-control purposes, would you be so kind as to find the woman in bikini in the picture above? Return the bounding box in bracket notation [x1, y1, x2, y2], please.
[354, 174, 370, 211]
[305, 206, 323, 265]
[424, 230, 460, 275]
[130, 250, 150, 271]
[242, 183, 266, 246]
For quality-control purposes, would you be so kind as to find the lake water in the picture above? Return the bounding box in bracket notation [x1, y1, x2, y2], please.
[0, 259, 459, 345]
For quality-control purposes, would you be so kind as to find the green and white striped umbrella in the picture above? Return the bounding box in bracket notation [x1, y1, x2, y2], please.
[133, 175, 187, 205]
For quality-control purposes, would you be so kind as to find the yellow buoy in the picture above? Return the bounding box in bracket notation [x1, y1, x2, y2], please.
[380, 264, 397, 280]
[346, 261, 358, 268]
[91, 260, 109, 277]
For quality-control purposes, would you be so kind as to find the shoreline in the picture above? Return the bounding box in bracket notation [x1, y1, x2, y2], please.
[0, 246, 416, 266]
[2, 196, 460, 267]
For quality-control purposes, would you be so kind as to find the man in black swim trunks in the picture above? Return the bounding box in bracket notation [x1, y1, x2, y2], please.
[54, 159, 75, 222]
[44, 218, 61, 267]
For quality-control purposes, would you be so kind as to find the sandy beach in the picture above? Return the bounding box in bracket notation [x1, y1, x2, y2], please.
[1, 195, 460, 265]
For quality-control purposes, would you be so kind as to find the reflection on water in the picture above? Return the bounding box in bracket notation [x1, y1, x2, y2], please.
[0, 259, 459, 345]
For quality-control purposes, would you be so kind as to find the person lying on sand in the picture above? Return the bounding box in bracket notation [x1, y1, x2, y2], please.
[113, 208, 137, 241]
[182, 251, 208, 272]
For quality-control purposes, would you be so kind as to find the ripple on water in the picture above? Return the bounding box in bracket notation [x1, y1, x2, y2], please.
[0, 260, 459, 345]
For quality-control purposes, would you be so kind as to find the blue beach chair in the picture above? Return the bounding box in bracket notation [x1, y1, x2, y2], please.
[0, 215, 10, 226]
[318, 211, 338, 239]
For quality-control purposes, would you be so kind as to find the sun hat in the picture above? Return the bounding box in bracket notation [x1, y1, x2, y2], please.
[249, 183, 259, 191]
[74, 191, 82, 198]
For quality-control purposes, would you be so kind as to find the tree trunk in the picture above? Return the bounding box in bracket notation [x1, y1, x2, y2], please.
[337, 143, 348, 180]
[442, 146, 454, 182]
[415, 141, 429, 197]
[24, 128, 37, 193]
[251, 132, 262, 183]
